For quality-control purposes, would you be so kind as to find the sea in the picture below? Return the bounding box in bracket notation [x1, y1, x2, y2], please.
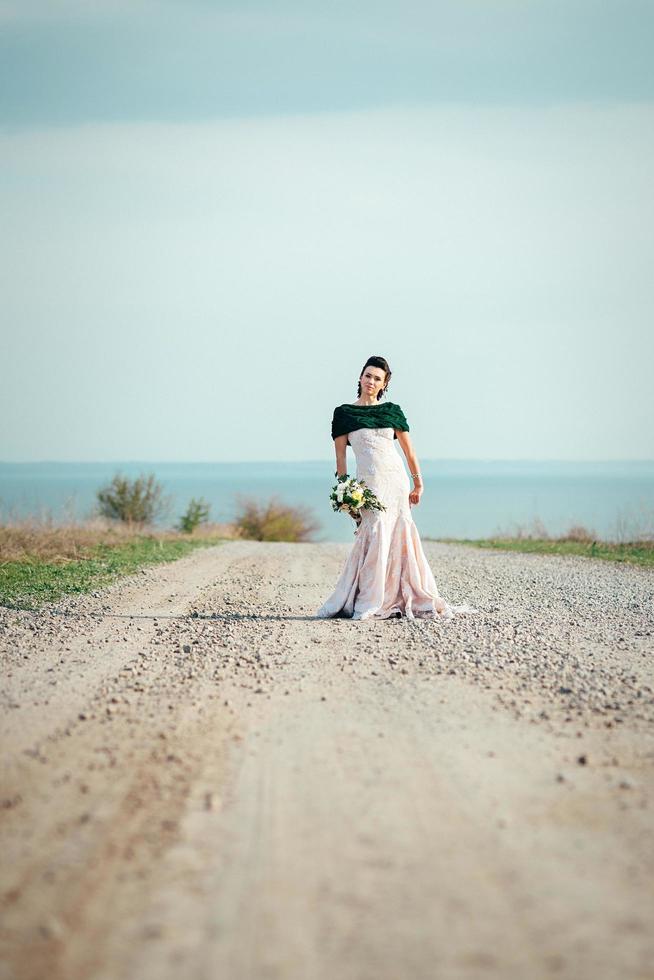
[1, 459, 653, 544]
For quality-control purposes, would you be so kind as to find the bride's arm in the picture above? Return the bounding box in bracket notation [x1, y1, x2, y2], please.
[396, 431, 423, 494]
[334, 434, 348, 478]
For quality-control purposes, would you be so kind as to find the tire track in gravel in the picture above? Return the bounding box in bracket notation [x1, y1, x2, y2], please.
[1, 540, 653, 980]
[0, 542, 265, 980]
[1, 543, 236, 750]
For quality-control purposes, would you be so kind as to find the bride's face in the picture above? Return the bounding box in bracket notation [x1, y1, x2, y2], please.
[359, 366, 386, 399]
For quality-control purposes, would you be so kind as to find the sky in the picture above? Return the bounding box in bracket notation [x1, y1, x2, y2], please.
[1, 0, 653, 463]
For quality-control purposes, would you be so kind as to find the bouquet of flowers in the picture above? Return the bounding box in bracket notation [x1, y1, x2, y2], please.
[330, 473, 386, 533]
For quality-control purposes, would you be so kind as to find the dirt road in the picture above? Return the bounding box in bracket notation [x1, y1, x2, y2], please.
[1, 540, 653, 980]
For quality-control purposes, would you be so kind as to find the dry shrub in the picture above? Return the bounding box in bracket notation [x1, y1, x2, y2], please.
[491, 516, 552, 540]
[233, 494, 320, 542]
[612, 502, 654, 544]
[523, 517, 551, 539]
[562, 523, 597, 542]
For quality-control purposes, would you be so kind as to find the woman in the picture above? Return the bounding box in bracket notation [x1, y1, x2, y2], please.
[315, 355, 478, 621]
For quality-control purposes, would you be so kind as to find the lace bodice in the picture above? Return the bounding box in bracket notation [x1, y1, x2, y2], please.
[348, 427, 410, 519]
[349, 427, 406, 478]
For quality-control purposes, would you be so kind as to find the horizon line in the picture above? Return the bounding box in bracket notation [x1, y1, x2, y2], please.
[2, 458, 654, 466]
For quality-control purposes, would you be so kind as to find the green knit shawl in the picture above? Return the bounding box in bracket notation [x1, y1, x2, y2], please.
[331, 401, 410, 442]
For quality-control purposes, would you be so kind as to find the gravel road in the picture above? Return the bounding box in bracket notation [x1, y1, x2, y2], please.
[1, 540, 653, 980]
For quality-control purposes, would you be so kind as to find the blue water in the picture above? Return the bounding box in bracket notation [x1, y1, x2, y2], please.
[1, 459, 652, 543]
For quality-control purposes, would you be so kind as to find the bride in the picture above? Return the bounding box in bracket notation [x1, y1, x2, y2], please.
[315, 355, 478, 621]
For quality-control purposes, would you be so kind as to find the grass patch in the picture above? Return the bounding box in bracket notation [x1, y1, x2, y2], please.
[0, 488, 324, 610]
[0, 520, 236, 610]
[431, 536, 654, 567]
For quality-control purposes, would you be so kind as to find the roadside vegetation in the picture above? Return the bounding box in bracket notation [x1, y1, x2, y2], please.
[0, 473, 322, 609]
[232, 494, 320, 543]
[0, 519, 238, 610]
[3, 472, 651, 610]
[431, 518, 654, 568]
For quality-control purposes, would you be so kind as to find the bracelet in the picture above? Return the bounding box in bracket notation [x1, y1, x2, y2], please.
[411, 472, 422, 482]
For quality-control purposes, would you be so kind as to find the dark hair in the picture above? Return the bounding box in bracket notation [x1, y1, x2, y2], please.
[357, 356, 392, 401]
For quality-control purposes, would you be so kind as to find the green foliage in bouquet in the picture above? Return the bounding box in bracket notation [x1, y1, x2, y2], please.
[330, 474, 386, 524]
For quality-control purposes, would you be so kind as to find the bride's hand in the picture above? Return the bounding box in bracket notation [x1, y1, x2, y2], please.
[409, 485, 423, 506]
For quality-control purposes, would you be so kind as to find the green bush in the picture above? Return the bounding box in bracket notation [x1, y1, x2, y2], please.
[233, 494, 320, 542]
[177, 496, 211, 533]
[96, 472, 171, 526]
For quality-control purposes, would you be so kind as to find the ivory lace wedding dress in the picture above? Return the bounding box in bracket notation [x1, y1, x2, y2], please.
[316, 427, 478, 621]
